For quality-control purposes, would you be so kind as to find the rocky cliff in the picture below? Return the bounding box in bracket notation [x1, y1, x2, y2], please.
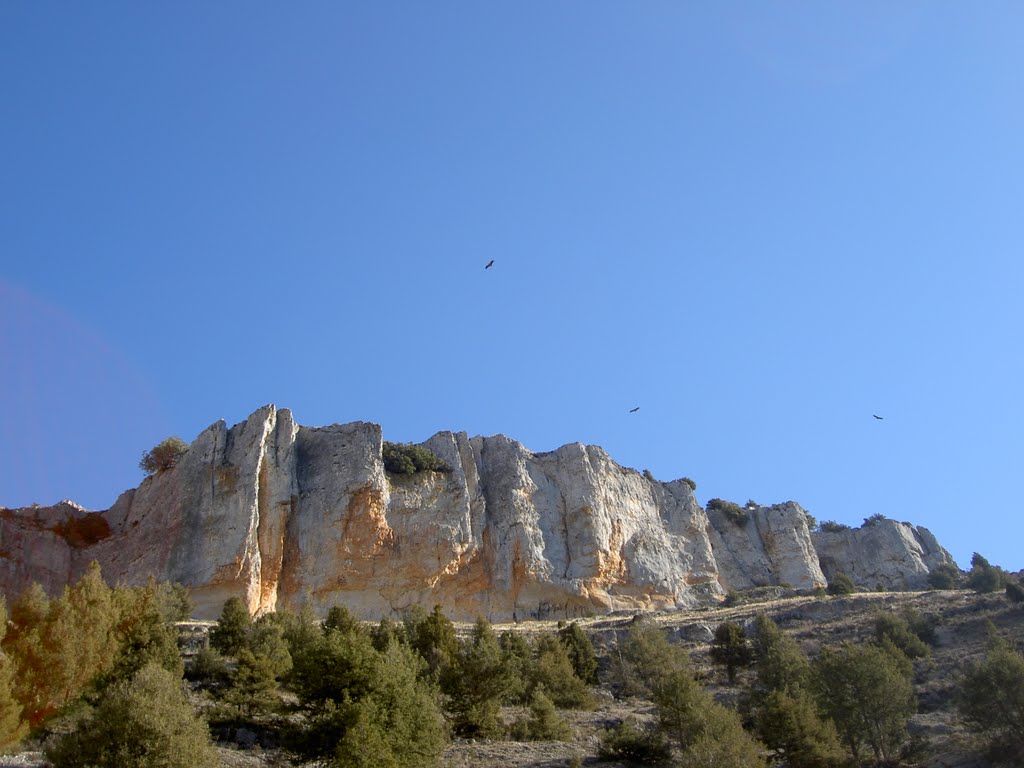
[0, 405, 957, 620]
[813, 520, 955, 591]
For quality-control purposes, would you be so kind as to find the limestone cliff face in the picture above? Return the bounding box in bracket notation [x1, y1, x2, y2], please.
[707, 502, 826, 591]
[813, 520, 957, 590]
[0, 405, 952, 619]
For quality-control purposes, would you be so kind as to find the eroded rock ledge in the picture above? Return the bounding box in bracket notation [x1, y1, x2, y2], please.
[0, 405, 956, 620]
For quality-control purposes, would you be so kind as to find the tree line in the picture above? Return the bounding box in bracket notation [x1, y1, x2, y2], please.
[3, 563, 1024, 766]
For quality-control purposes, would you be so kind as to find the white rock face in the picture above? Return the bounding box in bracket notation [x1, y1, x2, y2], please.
[707, 502, 827, 591]
[0, 405, 953, 619]
[813, 519, 957, 590]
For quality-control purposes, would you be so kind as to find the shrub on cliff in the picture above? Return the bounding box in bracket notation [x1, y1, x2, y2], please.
[862, 513, 887, 527]
[139, 436, 188, 475]
[818, 520, 850, 533]
[52, 513, 111, 548]
[827, 572, 856, 596]
[928, 563, 962, 590]
[382, 442, 450, 475]
[968, 553, 1007, 594]
[706, 498, 749, 527]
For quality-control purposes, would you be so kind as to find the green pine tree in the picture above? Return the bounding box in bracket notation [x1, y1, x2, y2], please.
[755, 689, 845, 768]
[510, 686, 571, 741]
[404, 605, 457, 681]
[530, 634, 592, 709]
[558, 621, 598, 684]
[3, 582, 54, 728]
[750, 614, 811, 698]
[958, 629, 1024, 761]
[812, 641, 915, 762]
[45, 662, 216, 768]
[248, 618, 293, 679]
[0, 598, 25, 750]
[101, 583, 184, 690]
[444, 617, 513, 737]
[223, 649, 280, 717]
[709, 621, 752, 684]
[209, 596, 251, 657]
[325, 604, 362, 635]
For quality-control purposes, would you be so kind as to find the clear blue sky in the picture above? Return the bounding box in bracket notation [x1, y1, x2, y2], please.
[2, 4, 1022, 571]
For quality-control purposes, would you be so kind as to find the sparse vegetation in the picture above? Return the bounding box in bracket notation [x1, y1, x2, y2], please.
[139, 436, 188, 475]
[681, 477, 696, 491]
[862, 513, 887, 527]
[598, 719, 672, 765]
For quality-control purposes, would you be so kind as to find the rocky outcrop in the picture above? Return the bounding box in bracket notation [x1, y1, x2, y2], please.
[708, 502, 826, 591]
[0, 405, 954, 620]
[813, 519, 957, 590]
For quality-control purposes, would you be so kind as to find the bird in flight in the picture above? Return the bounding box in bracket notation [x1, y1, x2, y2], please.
[629, 407, 640, 413]
[485, 260, 495, 269]
[873, 414, 884, 420]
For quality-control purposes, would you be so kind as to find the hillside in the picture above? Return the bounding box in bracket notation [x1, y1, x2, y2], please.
[439, 588, 1021, 768]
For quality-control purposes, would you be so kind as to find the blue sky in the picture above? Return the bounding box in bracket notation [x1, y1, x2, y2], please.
[2, 4, 1022, 571]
